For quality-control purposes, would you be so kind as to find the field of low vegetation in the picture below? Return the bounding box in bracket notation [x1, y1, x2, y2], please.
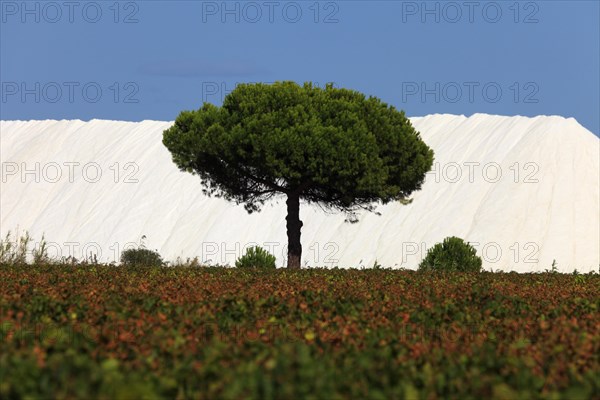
[1, 264, 598, 399]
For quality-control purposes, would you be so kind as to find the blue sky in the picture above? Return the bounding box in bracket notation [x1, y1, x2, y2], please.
[1, 1, 599, 134]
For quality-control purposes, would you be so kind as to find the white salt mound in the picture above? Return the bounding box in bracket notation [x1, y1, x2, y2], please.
[1, 114, 598, 272]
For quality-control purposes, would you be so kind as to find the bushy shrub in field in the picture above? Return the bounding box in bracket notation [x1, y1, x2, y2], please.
[0, 230, 31, 265]
[419, 236, 482, 272]
[235, 246, 276, 269]
[121, 248, 163, 267]
[0, 229, 52, 265]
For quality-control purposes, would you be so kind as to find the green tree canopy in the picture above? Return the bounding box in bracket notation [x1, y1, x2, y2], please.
[163, 82, 434, 268]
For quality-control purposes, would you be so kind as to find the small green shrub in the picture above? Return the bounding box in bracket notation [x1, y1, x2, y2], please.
[235, 246, 276, 269]
[1, 229, 34, 265]
[32, 234, 52, 265]
[121, 248, 164, 267]
[419, 236, 482, 272]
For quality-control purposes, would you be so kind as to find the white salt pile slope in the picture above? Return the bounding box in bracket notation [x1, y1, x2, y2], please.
[1, 114, 598, 272]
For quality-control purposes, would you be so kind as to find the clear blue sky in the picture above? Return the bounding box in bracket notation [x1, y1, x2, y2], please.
[1, 1, 598, 135]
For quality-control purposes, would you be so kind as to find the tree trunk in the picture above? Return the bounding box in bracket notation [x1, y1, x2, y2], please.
[286, 194, 302, 269]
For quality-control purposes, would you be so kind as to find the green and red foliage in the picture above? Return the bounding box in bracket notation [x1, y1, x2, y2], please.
[0, 264, 598, 399]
